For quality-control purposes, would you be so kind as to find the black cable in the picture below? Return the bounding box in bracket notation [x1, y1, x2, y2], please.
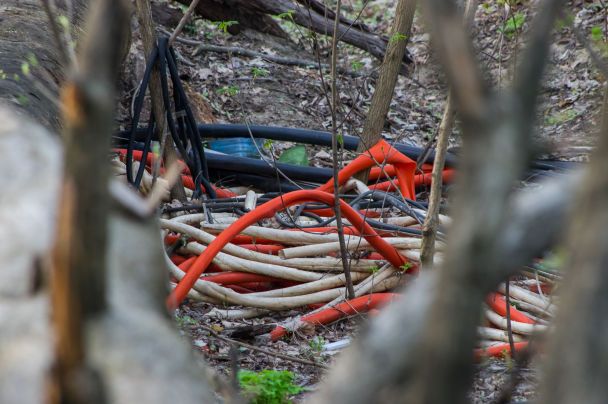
[123, 35, 214, 198]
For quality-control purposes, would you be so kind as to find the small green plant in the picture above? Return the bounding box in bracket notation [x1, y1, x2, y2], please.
[500, 12, 525, 38]
[389, 32, 408, 43]
[21, 62, 31, 76]
[399, 262, 413, 272]
[591, 25, 604, 42]
[545, 108, 578, 126]
[350, 60, 364, 71]
[275, 10, 295, 21]
[336, 132, 344, 147]
[370, 265, 380, 274]
[214, 20, 238, 33]
[57, 15, 70, 31]
[309, 336, 325, 353]
[216, 85, 239, 96]
[16, 94, 29, 106]
[251, 67, 269, 79]
[175, 314, 197, 327]
[263, 139, 275, 150]
[238, 370, 303, 404]
[27, 53, 39, 68]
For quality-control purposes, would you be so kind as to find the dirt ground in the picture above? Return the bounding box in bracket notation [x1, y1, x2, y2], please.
[118, 0, 605, 401]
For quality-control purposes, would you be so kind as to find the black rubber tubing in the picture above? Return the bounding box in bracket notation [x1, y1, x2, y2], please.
[121, 123, 578, 172]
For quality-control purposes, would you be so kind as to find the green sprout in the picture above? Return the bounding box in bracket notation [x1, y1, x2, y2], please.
[214, 20, 238, 33]
[309, 336, 325, 353]
[389, 32, 408, 43]
[399, 262, 413, 272]
[275, 10, 295, 21]
[238, 369, 303, 404]
[216, 85, 239, 96]
[251, 66, 269, 79]
[351, 60, 364, 71]
[264, 139, 275, 150]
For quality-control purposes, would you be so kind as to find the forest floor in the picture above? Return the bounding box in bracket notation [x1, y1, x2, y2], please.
[118, 0, 606, 401]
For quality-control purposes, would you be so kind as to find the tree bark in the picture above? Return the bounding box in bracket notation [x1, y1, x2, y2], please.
[537, 85, 608, 404]
[355, 0, 417, 160]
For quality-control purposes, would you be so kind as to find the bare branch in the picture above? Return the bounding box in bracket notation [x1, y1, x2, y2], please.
[169, 0, 201, 46]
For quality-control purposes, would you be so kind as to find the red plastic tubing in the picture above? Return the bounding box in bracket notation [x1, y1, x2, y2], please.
[368, 169, 455, 193]
[486, 293, 535, 325]
[269, 293, 397, 340]
[474, 341, 529, 360]
[316, 140, 417, 200]
[166, 190, 408, 309]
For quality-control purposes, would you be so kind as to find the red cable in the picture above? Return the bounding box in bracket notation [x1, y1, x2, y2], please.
[269, 293, 397, 340]
[200, 272, 278, 285]
[474, 342, 528, 360]
[368, 169, 455, 192]
[486, 292, 535, 324]
[237, 244, 284, 255]
[316, 140, 417, 200]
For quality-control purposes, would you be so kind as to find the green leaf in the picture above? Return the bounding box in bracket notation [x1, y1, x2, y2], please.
[216, 85, 239, 96]
[21, 62, 30, 76]
[351, 60, 364, 71]
[278, 144, 309, 166]
[275, 10, 295, 20]
[399, 262, 413, 272]
[214, 20, 238, 33]
[57, 15, 70, 31]
[238, 370, 303, 404]
[389, 32, 408, 43]
[337, 133, 344, 147]
[591, 26, 603, 42]
[27, 53, 39, 68]
[263, 139, 274, 150]
[251, 67, 269, 78]
[501, 12, 525, 37]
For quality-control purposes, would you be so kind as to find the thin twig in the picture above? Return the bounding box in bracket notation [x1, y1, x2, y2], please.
[419, 92, 454, 269]
[329, 0, 355, 300]
[169, 0, 201, 46]
[39, 0, 71, 67]
[505, 280, 517, 359]
[200, 324, 329, 370]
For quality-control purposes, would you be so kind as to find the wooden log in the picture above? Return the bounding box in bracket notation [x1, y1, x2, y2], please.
[174, 0, 412, 64]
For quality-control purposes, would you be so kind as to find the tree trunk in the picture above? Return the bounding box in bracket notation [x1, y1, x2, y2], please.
[354, 0, 417, 184]
[537, 85, 608, 404]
